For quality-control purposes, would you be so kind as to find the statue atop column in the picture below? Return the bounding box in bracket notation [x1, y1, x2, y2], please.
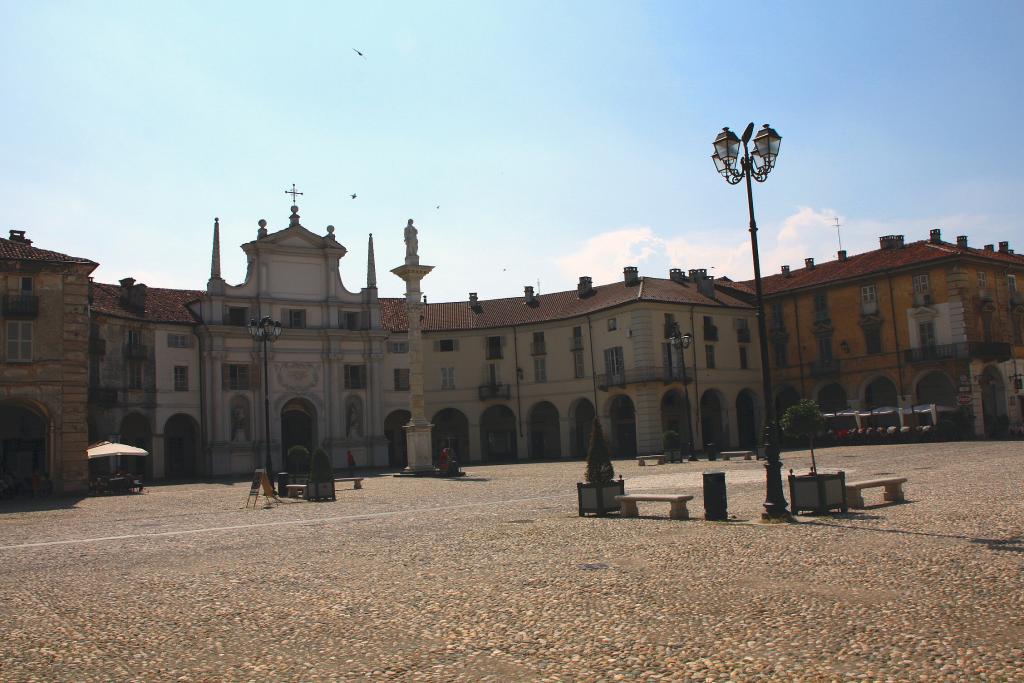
[404, 219, 419, 264]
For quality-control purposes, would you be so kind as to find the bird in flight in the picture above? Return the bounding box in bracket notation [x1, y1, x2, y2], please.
[435, 205, 440, 209]
[352, 48, 365, 58]
[350, 193, 357, 199]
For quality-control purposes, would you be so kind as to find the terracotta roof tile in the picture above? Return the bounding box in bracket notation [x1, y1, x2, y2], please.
[0, 236, 97, 265]
[90, 282, 204, 324]
[380, 276, 753, 332]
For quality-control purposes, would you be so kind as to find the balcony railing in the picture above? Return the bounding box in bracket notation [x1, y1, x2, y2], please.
[809, 358, 841, 377]
[124, 343, 149, 360]
[2, 294, 38, 318]
[530, 341, 546, 355]
[904, 342, 1012, 363]
[597, 366, 690, 391]
[478, 383, 512, 400]
[89, 337, 106, 356]
[88, 387, 119, 405]
[569, 337, 584, 351]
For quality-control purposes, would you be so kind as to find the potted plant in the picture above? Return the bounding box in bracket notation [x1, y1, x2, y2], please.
[287, 445, 310, 484]
[577, 418, 624, 516]
[306, 447, 336, 501]
[781, 399, 847, 514]
[662, 429, 681, 463]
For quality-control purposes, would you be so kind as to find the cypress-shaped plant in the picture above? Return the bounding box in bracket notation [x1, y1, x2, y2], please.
[287, 445, 310, 476]
[309, 447, 332, 484]
[585, 417, 615, 485]
[780, 399, 827, 474]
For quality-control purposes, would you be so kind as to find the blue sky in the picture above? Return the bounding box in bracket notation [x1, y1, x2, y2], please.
[2, 1, 1022, 301]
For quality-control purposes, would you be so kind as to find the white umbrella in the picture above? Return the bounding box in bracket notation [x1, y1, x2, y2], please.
[86, 441, 149, 459]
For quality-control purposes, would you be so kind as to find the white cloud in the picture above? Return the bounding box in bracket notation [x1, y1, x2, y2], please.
[555, 226, 663, 283]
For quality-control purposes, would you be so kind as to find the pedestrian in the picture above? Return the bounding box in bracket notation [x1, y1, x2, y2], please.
[346, 450, 356, 477]
[437, 447, 449, 476]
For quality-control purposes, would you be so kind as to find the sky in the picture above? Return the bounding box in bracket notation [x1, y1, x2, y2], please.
[2, 1, 1022, 302]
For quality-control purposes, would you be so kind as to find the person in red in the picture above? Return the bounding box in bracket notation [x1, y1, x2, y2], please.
[437, 447, 450, 475]
[346, 450, 356, 477]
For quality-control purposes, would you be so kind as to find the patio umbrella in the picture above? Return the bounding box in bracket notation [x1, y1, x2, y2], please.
[86, 441, 149, 459]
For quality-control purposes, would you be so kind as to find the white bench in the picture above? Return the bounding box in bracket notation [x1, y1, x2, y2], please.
[615, 494, 693, 520]
[720, 450, 755, 461]
[845, 477, 907, 509]
[636, 455, 666, 466]
[334, 477, 364, 490]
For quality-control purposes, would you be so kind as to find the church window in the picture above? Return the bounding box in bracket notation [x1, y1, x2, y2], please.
[287, 309, 306, 328]
[342, 311, 360, 330]
[393, 369, 410, 391]
[344, 364, 367, 389]
[225, 364, 252, 390]
[226, 306, 249, 326]
[173, 366, 188, 391]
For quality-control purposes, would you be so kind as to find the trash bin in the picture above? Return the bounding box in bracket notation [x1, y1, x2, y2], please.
[704, 442, 718, 461]
[703, 470, 728, 521]
[277, 471, 289, 497]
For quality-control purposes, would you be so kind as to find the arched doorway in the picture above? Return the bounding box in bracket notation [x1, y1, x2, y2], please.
[864, 376, 898, 408]
[775, 385, 801, 420]
[433, 408, 470, 462]
[480, 405, 517, 461]
[0, 402, 48, 487]
[817, 383, 848, 413]
[660, 390, 693, 452]
[700, 390, 726, 451]
[569, 398, 595, 459]
[527, 402, 561, 459]
[608, 395, 637, 458]
[281, 398, 317, 463]
[980, 366, 1008, 437]
[735, 389, 759, 450]
[384, 410, 411, 468]
[164, 414, 200, 479]
[119, 413, 152, 477]
[915, 371, 957, 407]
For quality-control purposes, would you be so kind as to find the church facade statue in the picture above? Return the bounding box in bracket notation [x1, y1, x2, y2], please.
[404, 219, 418, 264]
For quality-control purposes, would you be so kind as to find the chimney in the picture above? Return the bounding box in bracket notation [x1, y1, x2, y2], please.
[781, 265, 791, 277]
[695, 272, 716, 299]
[984, 244, 994, 252]
[669, 268, 686, 283]
[688, 268, 707, 280]
[804, 257, 815, 269]
[623, 266, 640, 286]
[998, 241, 1009, 253]
[879, 234, 905, 250]
[119, 277, 136, 290]
[7, 229, 30, 244]
[838, 250, 848, 262]
[929, 228, 942, 244]
[469, 292, 478, 304]
[119, 278, 146, 311]
[577, 276, 593, 298]
[524, 285, 537, 304]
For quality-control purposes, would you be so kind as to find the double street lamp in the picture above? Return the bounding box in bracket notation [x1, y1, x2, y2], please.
[710, 122, 790, 519]
[668, 323, 696, 461]
[248, 316, 282, 475]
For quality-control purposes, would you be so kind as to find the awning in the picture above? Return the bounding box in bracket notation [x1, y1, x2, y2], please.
[86, 441, 149, 459]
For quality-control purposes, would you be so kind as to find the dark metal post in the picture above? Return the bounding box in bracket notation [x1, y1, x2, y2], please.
[673, 330, 697, 461]
[261, 333, 273, 475]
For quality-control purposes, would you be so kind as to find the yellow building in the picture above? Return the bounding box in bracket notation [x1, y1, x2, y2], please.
[757, 229, 1024, 437]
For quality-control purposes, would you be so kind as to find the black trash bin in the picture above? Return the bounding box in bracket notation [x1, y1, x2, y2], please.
[277, 472, 289, 497]
[703, 470, 728, 521]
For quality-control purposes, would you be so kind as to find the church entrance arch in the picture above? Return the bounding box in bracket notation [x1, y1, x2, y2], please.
[119, 413, 152, 477]
[569, 398, 595, 459]
[608, 395, 637, 458]
[281, 398, 317, 461]
[164, 414, 200, 479]
[527, 401, 561, 459]
[384, 410, 411, 468]
[433, 408, 470, 463]
[0, 401, 49, 486]
[480, 405, 517, 462]
[735, 389, 759, 450]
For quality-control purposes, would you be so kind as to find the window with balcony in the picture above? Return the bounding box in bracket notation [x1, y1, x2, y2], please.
[173, 366, 189, 391]
[865, 327, 883, 354]
[533, 357, 547, 383]
[226, 306, 249, 326]
[918, 321, 936, 348]
[486, 335, 503, 359]
[128, 362, 143, 389]
[441, 367, 455, 389]
[703, 316, 718, 341]
[603, 346, 624, 379]
[225, 364, 252, 390]
[394, 368, 410, 391]
[818, 335, 833, 362]
[344, 364, 367, 389]
[705, 345, 716, 369]
[288, 309, 306, 328]
[739, 346, 748, 369]
[5, 321, 32, 362]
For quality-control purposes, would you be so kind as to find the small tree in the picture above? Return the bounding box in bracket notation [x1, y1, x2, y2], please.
[780, 399, 827, 474]
[585, 417, 615, 484]
[287, 445, 310, 476]
[309, 447, 332, 484]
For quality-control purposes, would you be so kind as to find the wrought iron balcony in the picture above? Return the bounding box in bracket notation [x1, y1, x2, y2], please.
[88, 387, 119, 405]
[597, 366, 690, 391]
[809, 358, 841, 377]
[478, 383, 511, 400]
[124, 343, 149, 360]
[968, 341, 1011, 361]
[2, 294, 38, 318]
[903, 341, 1011, 363]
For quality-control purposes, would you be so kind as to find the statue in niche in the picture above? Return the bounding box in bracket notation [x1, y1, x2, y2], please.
[404, 219, 418, 263]
[346, 398, 363, 437]
[230, 396, 250, 442]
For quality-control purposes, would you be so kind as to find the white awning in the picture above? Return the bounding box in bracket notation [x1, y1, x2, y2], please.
[86, 441, 149, 459]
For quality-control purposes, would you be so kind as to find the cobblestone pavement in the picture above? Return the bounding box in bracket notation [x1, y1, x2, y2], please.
[1, 441, 1022, 682]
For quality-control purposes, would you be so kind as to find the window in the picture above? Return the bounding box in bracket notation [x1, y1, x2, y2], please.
[127, 329, 143, 347]
[1009, 274, 1018, 295]
[818, 336, 833, 362]
[573, 349, 585, 378]
[918, 321, 936, 348]
[770, 302, 784, 329]
[603, 346, 624, 378]
[531, 331, 546, 355]
[865, 328, 882, 354]
[167, 333, 190, 348]
[486, 335, 503, 359]
[441, 367, 455, 389]
[393, 368, 410, 391]
[389, 341, 408, 353]
[288, 309, 306, 328]
[736, 318, 751, 343]
[978, 271, 988, 289]
[572, 326, 583, 347]
[861, 285, 877, 304]
[5, 321, 32, 362]
[912, 273, 930, 293]
[773, 339, 788, 368]
[344, 364, 367, 389]
[342, 311, 360, 330]
[533, 357, 547, 383]
[226, 307, 249, 326]
[703, 316, 718, 341]
[226, 364, 252, 390]
[486, 363, 500, 385]
[664, 313, 676, 339]
[607, 318, 617, 331]
[173, 366, 188, 391]
[19, 277, 32, 293]
[739, 346, 748, 369]
[439, 339, 458, 352]
[705, 344, 716, 369]
[129, 362, 143, 389]
[813, 292, 829, 320]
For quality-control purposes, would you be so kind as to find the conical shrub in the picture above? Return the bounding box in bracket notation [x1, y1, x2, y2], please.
[287, 445, 310, 475]
[585, 417, 615, 485]
[309, 447, 332, 484]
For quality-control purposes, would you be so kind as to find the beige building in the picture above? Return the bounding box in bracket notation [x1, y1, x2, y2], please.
[0, 230, 96, 493]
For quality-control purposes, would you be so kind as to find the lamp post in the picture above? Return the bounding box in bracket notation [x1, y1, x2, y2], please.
[668, 322, 696, 461]
[248, 316, 282, 475]
[711, 121, 789, 519]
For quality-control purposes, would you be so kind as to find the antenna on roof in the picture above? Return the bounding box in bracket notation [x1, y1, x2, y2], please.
[834, 217, 843, 255]
[536, 278, 540, 295]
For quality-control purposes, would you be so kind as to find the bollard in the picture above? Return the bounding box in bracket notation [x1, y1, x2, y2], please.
[277, 471, 289, 497]
[703, 470, 728, 521]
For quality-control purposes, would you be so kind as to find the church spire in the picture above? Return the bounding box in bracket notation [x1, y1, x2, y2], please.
[367, 233, 377, 288]
[210, 217, 222, 280]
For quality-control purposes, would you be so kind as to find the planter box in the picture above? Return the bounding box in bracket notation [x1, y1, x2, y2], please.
[789, 471, 847, 515]
[306, 480, 336, 502]
[577, 480, 625, 516]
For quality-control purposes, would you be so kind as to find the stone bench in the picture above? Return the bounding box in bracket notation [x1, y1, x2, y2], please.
[720, 450, 755, 461]
[636, 455, 666, 466]
[286, 484, 307, 499]
[334, 477, 364, 490]
[845, 477, 907, 509]
[615, 494, 694, 520]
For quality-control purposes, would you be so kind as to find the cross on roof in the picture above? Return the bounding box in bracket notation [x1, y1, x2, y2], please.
[285, 183, 303, 204]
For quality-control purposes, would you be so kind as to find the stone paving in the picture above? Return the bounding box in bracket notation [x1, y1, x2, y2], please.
[0, 441, 1022, 682]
